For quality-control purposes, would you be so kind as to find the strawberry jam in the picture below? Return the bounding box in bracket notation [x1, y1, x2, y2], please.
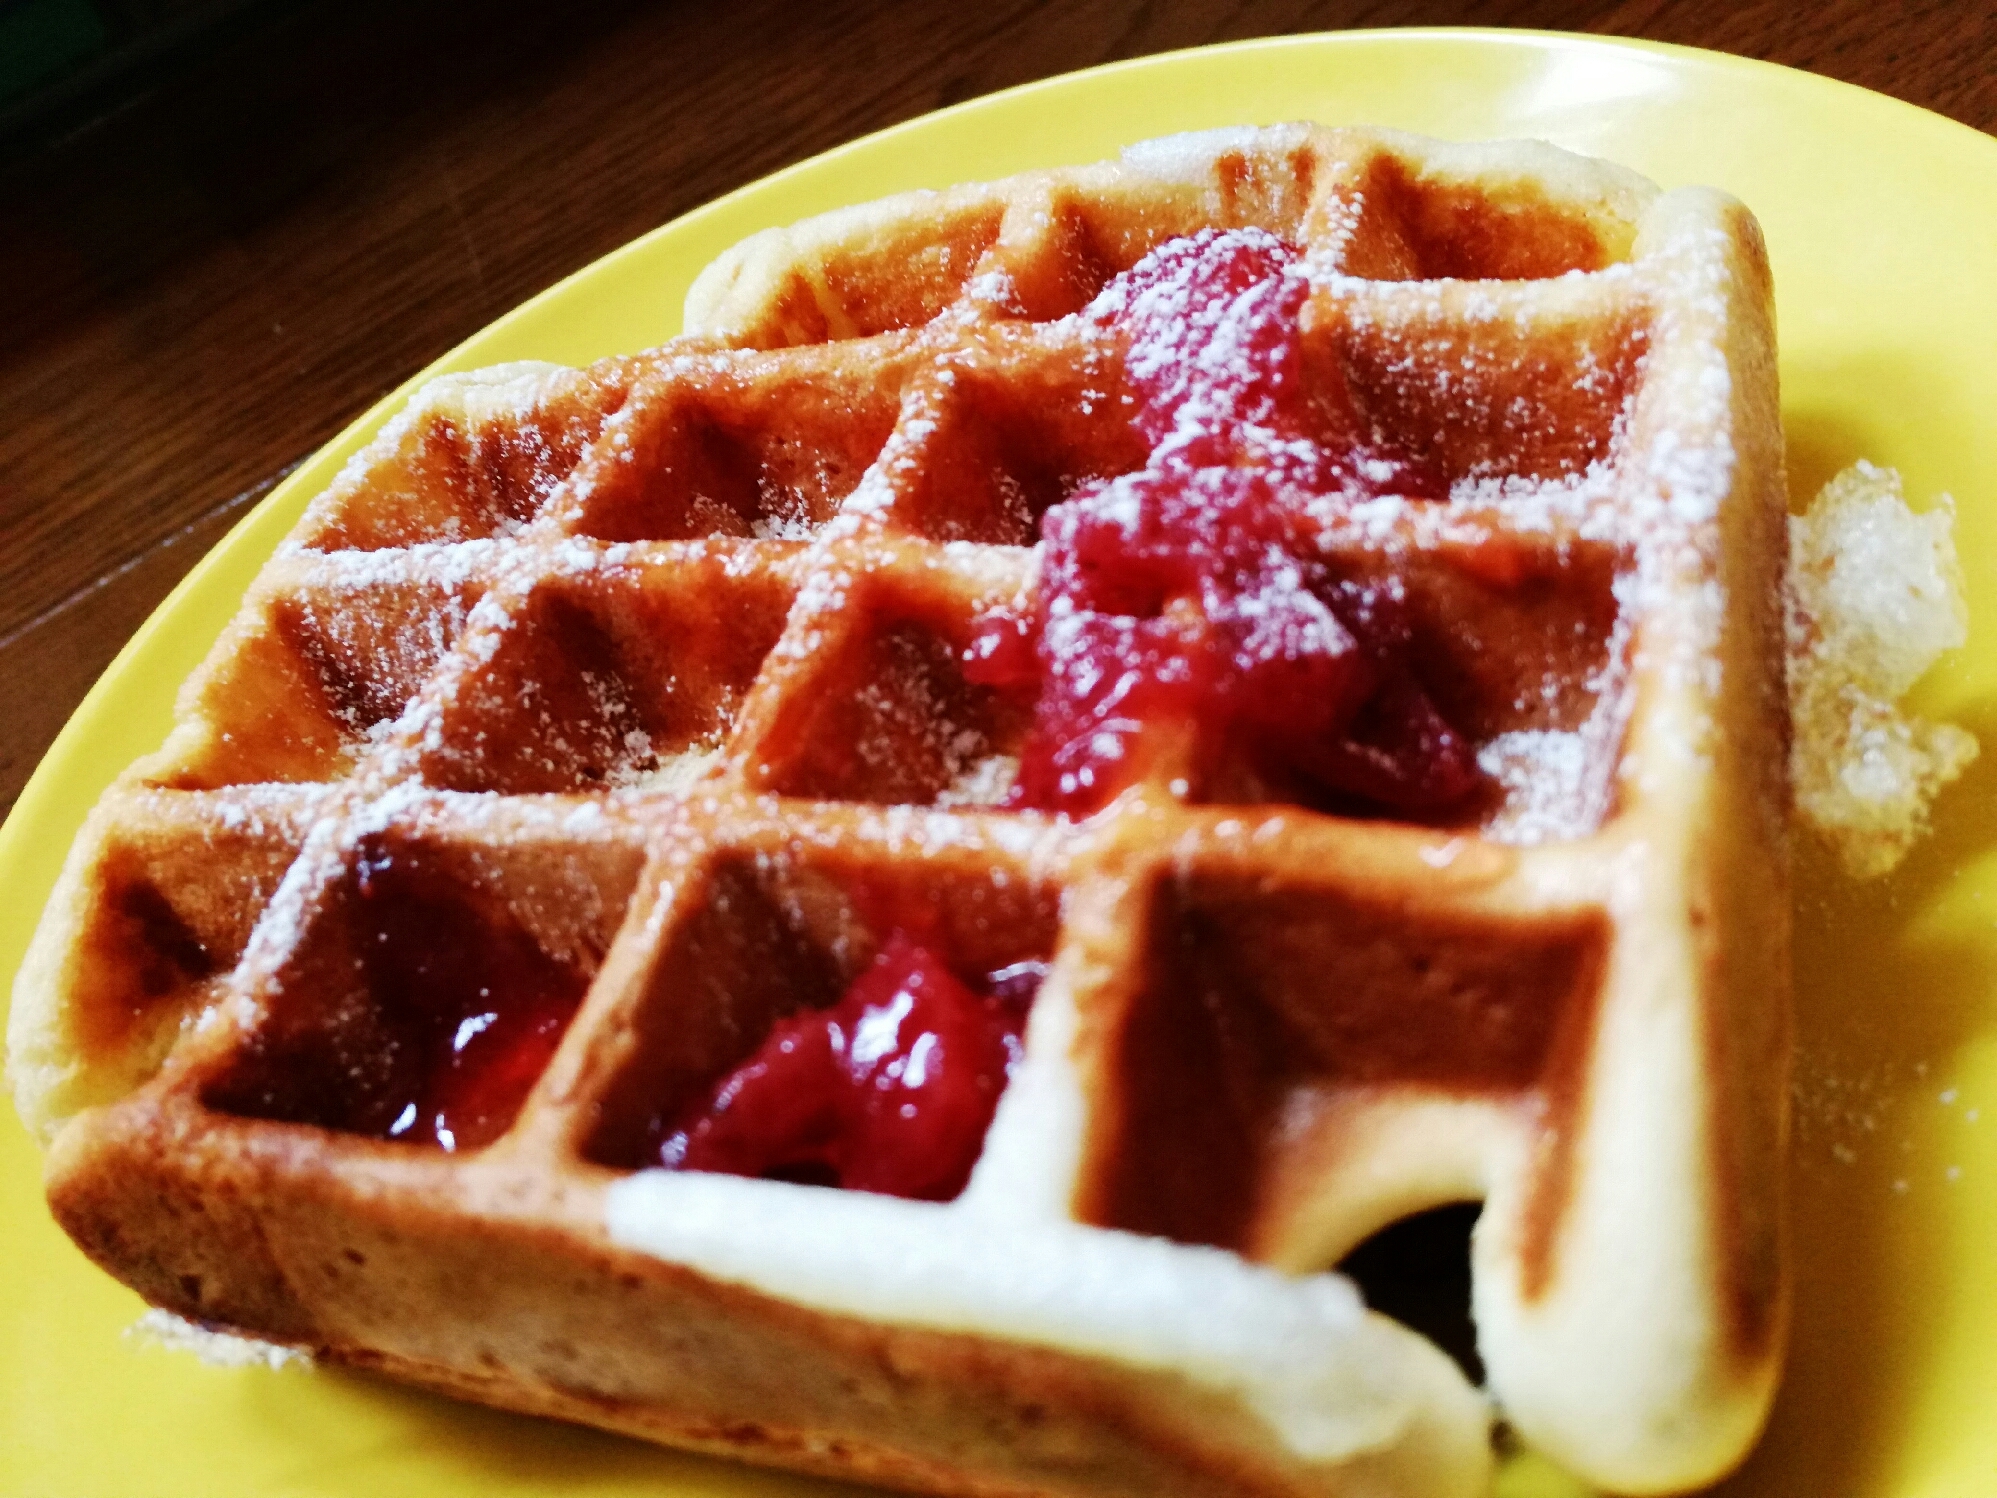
[965, 228, 1480, 818]
[661, 935, 1041, 1201]
[354, 848, 587, 1153]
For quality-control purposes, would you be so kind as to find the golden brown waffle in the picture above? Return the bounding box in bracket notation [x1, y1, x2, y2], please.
[9, 124, 1789, 1498]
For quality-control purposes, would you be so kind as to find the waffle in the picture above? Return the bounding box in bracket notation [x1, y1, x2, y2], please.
[9, 124, 1790, 1498]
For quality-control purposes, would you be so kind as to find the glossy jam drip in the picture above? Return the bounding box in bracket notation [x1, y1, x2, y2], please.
[662, 934, 1041, 1201]
[355, 850, 586, 1152]
[965, 228, 1478, 818]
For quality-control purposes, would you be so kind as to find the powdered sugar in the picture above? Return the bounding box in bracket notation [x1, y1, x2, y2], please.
[1787, 462, 1978, 877]
[128, 1309, 310, 1370]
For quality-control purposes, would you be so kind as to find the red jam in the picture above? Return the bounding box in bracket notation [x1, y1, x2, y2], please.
[354, 849, 586, 1153]
[393, 988, 576, 1152]
[661, 934, 1042, 1201]
[964, 228, 1480, 818]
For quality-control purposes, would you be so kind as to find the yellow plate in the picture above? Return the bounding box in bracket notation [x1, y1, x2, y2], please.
[4, 28, 1994, 1498]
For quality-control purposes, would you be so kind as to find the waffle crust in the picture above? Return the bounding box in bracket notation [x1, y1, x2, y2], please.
[11, 125, 1789, 1498]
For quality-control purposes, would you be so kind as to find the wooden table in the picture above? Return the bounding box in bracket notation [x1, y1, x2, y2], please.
[2, 0, 1990, 818]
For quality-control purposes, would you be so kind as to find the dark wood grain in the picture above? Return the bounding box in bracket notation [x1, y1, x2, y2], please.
[2, 0, 1990, 814]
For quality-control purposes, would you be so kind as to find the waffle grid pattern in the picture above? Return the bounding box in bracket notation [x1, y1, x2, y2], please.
[13, 125, 1790, 1498]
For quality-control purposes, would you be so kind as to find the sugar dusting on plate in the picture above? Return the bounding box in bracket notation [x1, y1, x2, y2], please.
[127, 1308, 311, 1371]
[1787, 461, 1978, 878]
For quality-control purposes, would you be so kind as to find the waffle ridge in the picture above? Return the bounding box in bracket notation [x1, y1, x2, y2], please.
[11, 124, 1790, 1498]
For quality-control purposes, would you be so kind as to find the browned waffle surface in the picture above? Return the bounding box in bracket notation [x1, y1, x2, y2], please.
[11, 124, 1789, 1498]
